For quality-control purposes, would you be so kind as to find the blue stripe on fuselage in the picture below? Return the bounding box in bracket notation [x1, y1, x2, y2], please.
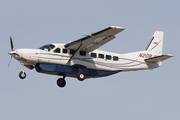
[37, 63, 121, 77]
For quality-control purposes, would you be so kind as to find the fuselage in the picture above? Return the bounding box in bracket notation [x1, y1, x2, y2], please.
[9, 43, 161, 77]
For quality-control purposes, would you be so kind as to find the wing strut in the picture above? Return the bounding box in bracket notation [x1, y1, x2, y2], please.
[67, 43, 83, 64]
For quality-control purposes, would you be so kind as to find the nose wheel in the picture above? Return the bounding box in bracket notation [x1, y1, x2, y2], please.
[19, 64, 26, 79]
[19, 71, 26, 79]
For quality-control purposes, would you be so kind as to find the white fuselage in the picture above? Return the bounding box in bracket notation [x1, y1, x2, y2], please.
[10, 43, 161, 72]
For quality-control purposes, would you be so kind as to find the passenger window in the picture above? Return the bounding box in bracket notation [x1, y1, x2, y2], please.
[70, 50, 76, 54]
[80, 51, 86, 56]
[53, 48, 61, 53]
[113, 56, 119, 61]
[63, 49, 68, 54]
[99, 54, 104, 59]
[106, 55, 111, 60]
[91, 53, 97, 58]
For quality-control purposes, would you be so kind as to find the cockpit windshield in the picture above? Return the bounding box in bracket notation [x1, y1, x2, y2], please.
[38, 44, 55, 52]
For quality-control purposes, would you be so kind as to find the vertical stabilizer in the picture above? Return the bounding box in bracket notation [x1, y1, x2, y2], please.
[146, 31, 164, 55]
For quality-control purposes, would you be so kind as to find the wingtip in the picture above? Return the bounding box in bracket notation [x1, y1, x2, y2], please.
[110, 26, 125, 30]
[166, 54, 174, 58]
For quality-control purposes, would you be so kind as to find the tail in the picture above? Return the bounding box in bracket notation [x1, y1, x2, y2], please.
[145, 31, 173, 63]
[146, 31, 163, 55]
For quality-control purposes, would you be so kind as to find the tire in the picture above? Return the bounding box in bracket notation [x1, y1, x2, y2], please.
[57, 78, 66, 87]
[19, 71, 26, 79]
[77, 72, 86, 81]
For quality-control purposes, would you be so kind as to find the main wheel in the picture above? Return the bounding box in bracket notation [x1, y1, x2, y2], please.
[57, 78, 66, 87]
[77, 72, 86, 81]
[19, 71, 26, 79]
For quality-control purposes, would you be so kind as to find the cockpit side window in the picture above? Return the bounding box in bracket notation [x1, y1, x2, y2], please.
[39, 44, 55, 52]
[53, 48, 61, 53]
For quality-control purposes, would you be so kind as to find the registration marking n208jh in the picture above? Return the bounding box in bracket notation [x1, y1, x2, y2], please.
[139, 53, 152, 58]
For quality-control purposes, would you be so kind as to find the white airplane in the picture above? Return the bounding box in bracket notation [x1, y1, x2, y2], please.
[8, 26, 173, 88]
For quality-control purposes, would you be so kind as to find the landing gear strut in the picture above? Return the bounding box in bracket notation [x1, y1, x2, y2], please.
[19, 64, 26, 79]
[57, 75, 66, 87]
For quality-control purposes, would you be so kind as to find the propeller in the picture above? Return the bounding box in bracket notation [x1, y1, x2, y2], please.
[10, 36, 14, 51]
[8, 56, 13, 67]
[8, 36, 14, 67]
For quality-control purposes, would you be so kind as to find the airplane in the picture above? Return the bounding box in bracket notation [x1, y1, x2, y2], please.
[8, 26, 173, 88]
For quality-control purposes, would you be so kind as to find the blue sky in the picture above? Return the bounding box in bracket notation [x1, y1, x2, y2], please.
[1, 0, 179, 120]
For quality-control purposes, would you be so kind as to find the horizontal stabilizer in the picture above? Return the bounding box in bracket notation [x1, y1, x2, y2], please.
[145, 54, 173, 63]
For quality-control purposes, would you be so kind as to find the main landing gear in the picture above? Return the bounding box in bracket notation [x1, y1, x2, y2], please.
[19, 64, 26, 79]
[56, 72, 86, 88]
[77, 72, 86, 81]
[18, 64, 87, 88]
[57, 75, 66, 88]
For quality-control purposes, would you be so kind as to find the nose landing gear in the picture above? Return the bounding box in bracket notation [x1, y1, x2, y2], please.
[19, 71, 26, 79]
[19, 64, 26, 79]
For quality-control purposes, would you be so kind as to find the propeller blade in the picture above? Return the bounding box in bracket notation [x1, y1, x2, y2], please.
[10, 36, 14, 51]
[8, 56, 13, 67]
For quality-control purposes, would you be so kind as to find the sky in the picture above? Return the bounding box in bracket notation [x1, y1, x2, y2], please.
[1, 0, 179, 120]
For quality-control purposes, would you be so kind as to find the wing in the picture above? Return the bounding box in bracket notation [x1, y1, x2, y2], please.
[145, 54, 173, 63]
[64, 26, 125, 52]
[65, 26, 125, 64]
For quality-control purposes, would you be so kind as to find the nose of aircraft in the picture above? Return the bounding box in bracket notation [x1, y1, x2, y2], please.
[8, 51, 16, 56]
[8, 50, 20, 59]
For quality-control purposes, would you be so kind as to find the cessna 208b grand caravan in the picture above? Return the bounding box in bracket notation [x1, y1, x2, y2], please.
[8, 26, 173, 88]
